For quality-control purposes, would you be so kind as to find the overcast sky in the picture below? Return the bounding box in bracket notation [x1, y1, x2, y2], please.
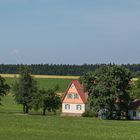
[0, 0, 140, 64]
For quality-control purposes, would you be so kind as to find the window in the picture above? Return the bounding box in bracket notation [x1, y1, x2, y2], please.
[76, 105, 82, 110]
[133, 111, 136, 117]
[67, 93, 72, 99]
[65, 104, 70, 110]
[74, 93, 79, 99]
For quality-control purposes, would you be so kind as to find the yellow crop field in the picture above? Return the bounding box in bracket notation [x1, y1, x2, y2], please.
[132, 78, 139, 81]
[0, 74, 79, 79]
[0, 74, 19, 78]
[33, 75, 79, 79]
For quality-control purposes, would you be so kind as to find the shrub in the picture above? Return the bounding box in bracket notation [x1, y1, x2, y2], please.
[82, 110, 96, 117]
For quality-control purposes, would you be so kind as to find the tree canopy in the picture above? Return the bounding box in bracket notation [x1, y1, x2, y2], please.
[130, 79, 140, 100]
[0, 75, 10, 104]
[32, 88, 61, 115]
[80, 65, 132, 119]
[12, 66, 38, 113]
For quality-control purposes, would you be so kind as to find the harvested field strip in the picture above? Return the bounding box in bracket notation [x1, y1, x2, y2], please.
[0, 74, 79, 79]
[34, 75, 79, 79]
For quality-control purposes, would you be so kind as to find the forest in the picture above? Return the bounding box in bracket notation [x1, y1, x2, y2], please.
[0, 64, 140, 77]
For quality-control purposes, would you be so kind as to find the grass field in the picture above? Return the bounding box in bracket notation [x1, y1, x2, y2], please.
[0, 95, 140, 140]
[1, 75, 140, 140]
[5, 77, 71, 93]
[2, 74, 139, 93]
[2, 74, 79, 93]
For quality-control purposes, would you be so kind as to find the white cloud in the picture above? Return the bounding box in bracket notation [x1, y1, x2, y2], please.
[10, 49, 20, 55]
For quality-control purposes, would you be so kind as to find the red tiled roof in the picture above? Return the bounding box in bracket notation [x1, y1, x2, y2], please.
[62, 80, 88, 103]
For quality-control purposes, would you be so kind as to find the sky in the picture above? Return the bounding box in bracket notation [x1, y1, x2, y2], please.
[0, 0, 140, 64]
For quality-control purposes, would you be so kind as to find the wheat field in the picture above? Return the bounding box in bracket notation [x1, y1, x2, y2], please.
[0, 74, 79, 79]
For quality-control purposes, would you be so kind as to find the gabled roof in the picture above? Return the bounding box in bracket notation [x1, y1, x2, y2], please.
[129, 99, 140, 110]
[62, 80, 88, 104]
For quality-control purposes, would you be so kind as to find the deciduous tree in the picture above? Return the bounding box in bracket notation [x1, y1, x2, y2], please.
[80, 65, 132, 119]
[12, 66, 38, 114]
[130, 79, 140, 100]
[0, 75, 10, 104]
[32, 87, 61, 115]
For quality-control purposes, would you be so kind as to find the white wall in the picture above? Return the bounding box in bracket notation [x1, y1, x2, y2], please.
[128, 110, 140, 120]
[62, 103, 85, 114]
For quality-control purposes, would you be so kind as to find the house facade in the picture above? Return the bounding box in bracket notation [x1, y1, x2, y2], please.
[62, 80, 140, 119]
[62, 80, 88, 116]
[128, 100, 140, 120]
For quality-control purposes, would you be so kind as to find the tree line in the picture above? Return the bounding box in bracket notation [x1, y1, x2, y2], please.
[0, 64, 140, 76]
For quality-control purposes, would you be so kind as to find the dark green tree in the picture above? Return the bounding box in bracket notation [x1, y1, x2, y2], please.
[43, 89, 61, 115]
[80, 65, 132, 119]
[0, 76, 10, 104]
[32, 87, 61, 115]
[12, 66, 38, 114]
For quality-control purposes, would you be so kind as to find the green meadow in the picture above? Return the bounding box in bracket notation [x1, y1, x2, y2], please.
[0, 77, 140, 140]
[5, 77, 71, 93]
[0, 95, 140, 140]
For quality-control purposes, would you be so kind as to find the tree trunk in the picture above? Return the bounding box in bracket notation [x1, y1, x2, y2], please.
[25, 105, 29, 114]
[53, 109, 56, 115]
[23, 104, 26, 114]
[43, 108, 46, 116]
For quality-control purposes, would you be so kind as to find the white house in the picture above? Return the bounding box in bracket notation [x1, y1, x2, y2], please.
[62, 80, 140, 119]
[62, 80, 88, 116]
[128, 99, 140, 120]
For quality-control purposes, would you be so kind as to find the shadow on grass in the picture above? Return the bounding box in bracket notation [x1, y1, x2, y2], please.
[0, 111, 23, 115]
[28, 112, 61, 117]
[0, 109, 61, 117]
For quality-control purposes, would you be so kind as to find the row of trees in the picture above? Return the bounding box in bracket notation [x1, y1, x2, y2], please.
[13, 66, 61, 115]
[80, 65, 136, 119]
[0, 66, 61, 115]
[0, 64, 140, 76]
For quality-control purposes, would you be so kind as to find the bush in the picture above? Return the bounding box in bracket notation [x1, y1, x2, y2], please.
[82, 110, 96, 117]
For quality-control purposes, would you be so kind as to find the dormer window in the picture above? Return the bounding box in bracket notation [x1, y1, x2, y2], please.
[74, 93, 79, 99]
[67, 93, 72, 99]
